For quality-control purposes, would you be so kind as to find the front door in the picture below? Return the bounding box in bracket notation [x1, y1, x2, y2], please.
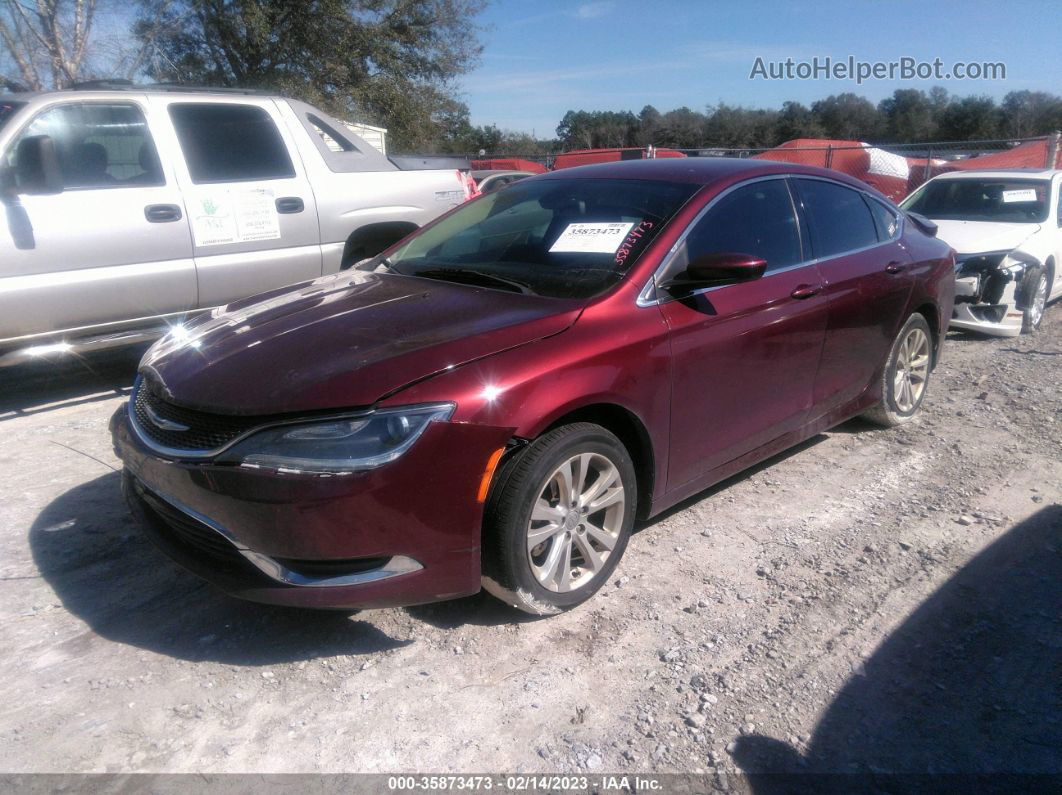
[0, 99, 196, 341]
[657, 177, 829, 490]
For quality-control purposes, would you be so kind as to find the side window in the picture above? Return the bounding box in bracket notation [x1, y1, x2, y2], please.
[9, 103, 163, 190]
[679, 179, 803, 274]
[1057, 187, 1062, 227]
[308, 114, 361, 153]
[169, 103, 295, 183]
[796, 179, 879, 258]
[866, 196, 900, 241]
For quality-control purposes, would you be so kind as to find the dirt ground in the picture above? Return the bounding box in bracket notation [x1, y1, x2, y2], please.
[1, 306, 1059, 778]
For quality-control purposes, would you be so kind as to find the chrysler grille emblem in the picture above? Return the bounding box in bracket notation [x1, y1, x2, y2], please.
[144, 403, 190, 432]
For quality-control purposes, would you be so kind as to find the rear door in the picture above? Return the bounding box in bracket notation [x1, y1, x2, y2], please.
[657, 177, 829, 489]
[0, 98, 196, 340]
[156, 97, 322, 308]
[793, 178, 914, 418]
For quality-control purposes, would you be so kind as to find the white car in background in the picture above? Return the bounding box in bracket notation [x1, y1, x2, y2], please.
[901, 169, 1062, 336]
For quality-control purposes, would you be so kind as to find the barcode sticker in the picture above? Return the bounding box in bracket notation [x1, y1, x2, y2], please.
[1001, 189, 1038, 203]
[549, 222, 635, 253]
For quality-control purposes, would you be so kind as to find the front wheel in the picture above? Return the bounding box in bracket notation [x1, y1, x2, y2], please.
[1020, 266, 1049, 334]
[863, 313, 933, 427]
[481, 423, 637, 615]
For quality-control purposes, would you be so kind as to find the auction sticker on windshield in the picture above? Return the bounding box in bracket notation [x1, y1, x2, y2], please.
[549, 222, 635, 253]
[1002, 188, 1038, 203]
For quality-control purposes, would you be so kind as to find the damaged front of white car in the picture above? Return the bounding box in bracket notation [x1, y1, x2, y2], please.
[901, 170, 1062, 337]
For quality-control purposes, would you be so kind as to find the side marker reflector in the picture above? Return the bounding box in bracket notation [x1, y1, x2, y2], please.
[477, 447, 506, 503]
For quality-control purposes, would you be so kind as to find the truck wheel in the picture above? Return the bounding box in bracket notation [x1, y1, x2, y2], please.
[481, 423, 636, 615]
[863, 313, 933, 427]
[1019, 266, 1048, 334]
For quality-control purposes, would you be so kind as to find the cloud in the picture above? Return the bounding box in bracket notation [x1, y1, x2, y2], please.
[505, 1, 616, 28]
[576, 1, 615, 19]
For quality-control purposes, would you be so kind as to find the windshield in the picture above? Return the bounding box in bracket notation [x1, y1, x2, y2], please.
[0, 101, 24, 133]
[901, 178, 1049, 223]
[373, 178, 698, 299]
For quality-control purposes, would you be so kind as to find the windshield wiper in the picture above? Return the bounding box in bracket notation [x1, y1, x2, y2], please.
[411, 267, 533, 295]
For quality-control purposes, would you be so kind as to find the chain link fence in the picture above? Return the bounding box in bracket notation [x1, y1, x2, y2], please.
[472, 133, 1062, 202]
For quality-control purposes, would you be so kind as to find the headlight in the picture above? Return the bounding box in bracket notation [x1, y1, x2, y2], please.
[216, 403, 454, 473]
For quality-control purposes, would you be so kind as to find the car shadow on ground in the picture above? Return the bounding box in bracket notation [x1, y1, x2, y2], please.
[0, 346, 148, 421]
[730, 504, 1061, 790]
[29, 472, 412, 665]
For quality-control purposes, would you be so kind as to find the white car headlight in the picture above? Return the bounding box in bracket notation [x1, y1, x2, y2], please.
[217, 403, 455, 473]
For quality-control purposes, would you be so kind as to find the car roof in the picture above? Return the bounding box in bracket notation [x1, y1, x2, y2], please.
[929, 168, 1062, 180]
[535, 156, 875, 190]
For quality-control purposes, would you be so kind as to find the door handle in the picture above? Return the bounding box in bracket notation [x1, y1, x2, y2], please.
[790, 284, 821, 300]
[144, 204, 182, 223]
[275, 196, 304, 214]
[885, 260, 906, 274]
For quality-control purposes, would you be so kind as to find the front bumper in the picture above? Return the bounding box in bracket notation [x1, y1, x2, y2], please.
[111, 404, 512, 609]
[949, 275, 1023, 338]
[950, 300, 1023, 338]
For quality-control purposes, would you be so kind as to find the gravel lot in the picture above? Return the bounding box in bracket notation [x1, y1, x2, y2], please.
[1, 307, 1060, 777]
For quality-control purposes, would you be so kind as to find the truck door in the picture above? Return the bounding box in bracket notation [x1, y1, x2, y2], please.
[155, 96, 322, 308]
[0, 98, 196, 341]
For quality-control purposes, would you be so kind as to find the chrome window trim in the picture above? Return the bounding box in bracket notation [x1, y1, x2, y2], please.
[637, 173, 905, 308]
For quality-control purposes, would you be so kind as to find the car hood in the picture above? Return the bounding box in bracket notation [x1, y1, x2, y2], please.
[930, 219, 1039, 256]
[141, 270, 582, 415]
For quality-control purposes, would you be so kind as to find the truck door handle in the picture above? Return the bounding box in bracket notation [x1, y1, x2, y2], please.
[144, 204, 183, 223]
[790, 284, 821, 300]
[885, 260, 906, 274]
[275, 197, 304, 214]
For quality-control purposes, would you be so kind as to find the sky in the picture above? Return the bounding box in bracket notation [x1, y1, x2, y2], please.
[463, 0, 1062, 136]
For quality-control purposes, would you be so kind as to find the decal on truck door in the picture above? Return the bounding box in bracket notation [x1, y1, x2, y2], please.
[190, 188, 282, 246]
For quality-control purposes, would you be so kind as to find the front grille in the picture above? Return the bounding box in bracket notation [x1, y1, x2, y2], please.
[132, 378, 265, 452]
[135, 483, 253, 573]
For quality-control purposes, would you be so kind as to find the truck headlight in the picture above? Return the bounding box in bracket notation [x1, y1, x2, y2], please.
[217, 403, 454, 473]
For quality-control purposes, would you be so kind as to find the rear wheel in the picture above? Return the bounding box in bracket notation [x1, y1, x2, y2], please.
[1020, 266, 1048, 334]
[481, 423, 636, 615]
[863, 313, 933, 427]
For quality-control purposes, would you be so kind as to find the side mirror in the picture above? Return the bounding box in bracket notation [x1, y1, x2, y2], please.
[15, 135, 63, 195]
[662, 252, 767, 291]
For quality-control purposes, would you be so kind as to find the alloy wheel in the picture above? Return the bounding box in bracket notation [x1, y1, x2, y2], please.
[526, 452, 625, 592]
[1029, 273, 1048, 328]
[893, 326, 930, 413]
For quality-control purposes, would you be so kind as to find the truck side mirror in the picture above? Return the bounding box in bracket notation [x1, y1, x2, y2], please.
[15, 135, 63, 195]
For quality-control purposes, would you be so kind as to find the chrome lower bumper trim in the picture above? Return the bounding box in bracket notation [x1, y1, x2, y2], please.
[143, 485, 423, 588]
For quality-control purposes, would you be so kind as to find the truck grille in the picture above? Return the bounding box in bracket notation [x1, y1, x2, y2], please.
[132, 378, 265, 453]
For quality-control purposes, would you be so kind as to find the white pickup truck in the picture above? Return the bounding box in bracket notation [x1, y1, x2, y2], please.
[0, 84, 474, 366]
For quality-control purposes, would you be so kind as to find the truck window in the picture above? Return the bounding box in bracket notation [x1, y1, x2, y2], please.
[169, 103, 296, 183]
[7, 102, 164, 189]
[308, 114, 360, 153]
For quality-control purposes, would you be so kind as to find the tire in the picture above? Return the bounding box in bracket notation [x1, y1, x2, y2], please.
[863, 313, 933, 428]
[481, 423, 637, 615]
[1019, 265, 1049, 334]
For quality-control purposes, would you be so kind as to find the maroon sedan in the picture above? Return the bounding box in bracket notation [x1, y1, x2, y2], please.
[111, 159, 954, 615]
